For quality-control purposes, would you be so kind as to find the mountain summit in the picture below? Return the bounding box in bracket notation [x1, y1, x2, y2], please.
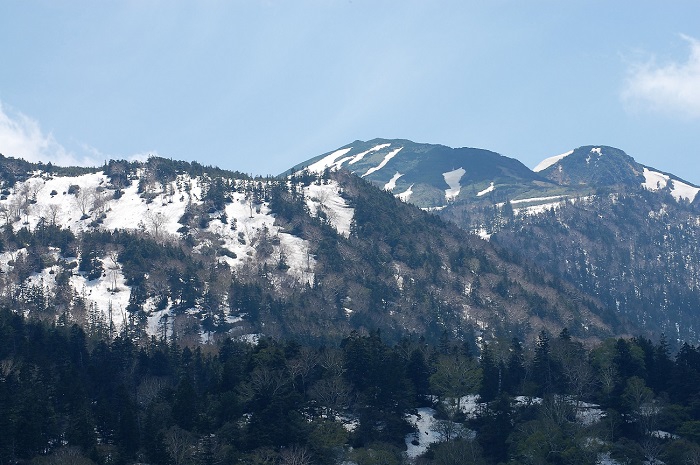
[294, 139, 700, 211]
[290, 139, 546, 209]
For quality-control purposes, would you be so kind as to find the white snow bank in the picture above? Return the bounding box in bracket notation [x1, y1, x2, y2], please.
[396, 184, 413, 202]
[477, 182, 495, 197]
[306, 148, 353, 173]
[348, 143, 391, 165]
[533, 150, 574, 172]
[384, 172, 403, 191]
[643, 167, 700, 202]
[443, 167, 465, 201]
[510, 195, 567, 205]
[362, 147, 403, 177]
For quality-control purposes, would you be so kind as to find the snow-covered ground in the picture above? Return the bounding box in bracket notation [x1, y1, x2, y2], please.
[477, 182, 495, 197]
[362, 147, 403, 178]
[304, 181, 354, 237]
[643, 167, 700, 202]
[443, 168, 465, 202]
[348, 143, 391, 165]
[384, 172, 403, 191]
[397, 184, 414, 202]
[306, 147, 354, 173]
[533, 149, 574, 172]
[0, 169, 355, 336]
[510, 195, 568, 205]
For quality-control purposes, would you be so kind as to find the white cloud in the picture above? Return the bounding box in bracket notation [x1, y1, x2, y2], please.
[0, 101, 157, 166]
[622, 35, 700, 118]
[0, 101, 99, 166]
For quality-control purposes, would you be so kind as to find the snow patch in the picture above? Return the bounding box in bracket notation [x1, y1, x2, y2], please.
[306, 147, 353, 173]
[475, 228, 492, 241]
[348, 143, 391, 165]
[443, 167, 465, 201]
[533, 150, 574, 172]
[509, 195, 567, 205]
[384, 172, 403, 191]
[396, 184, 414, 202]
[477, 182, 495, 197]
[361, 147, 403, 177]
[643, 167, 700, 202]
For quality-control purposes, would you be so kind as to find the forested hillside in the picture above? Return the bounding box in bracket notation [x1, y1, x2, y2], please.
[3, 309, 700, 464]
[0, 154, 616, 346]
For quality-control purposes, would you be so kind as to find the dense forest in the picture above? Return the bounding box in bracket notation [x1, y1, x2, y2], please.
[3, 309, 700, 464]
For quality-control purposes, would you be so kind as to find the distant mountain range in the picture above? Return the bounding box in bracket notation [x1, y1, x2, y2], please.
[292, 139, 699, 211]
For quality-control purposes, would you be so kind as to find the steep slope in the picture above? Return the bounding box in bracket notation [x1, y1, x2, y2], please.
[0, 154, 617, 346]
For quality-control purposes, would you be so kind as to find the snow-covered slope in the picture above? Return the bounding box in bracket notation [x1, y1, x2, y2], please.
[0, 166, 355, 340]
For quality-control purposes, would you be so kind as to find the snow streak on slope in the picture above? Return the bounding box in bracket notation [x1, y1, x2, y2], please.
[643, 167, 700, 202]
[384, 172, 403, 191]
[362, 147, 403, 177]
[443, 167, 465, 201]
[306, 147, 353, 173]
[348, 143, 391, 165]
[533, 149, 574, 172]
[510, 195, 567, 205]
[477, 182, 495, 197]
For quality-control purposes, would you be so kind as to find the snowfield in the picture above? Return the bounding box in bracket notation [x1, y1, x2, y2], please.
[643, 167, 700, 202]
[304, 181, 354, 237]
[348, 143, 391, 165]
[533, 149, 574, 172]
[443, 167, 465, 201]
[396, 184, 414, 202]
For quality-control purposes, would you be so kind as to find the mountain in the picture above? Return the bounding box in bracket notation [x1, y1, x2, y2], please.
[0, 153, 617, 347]
[288, 139, 556, 209]
[295, 140, 700, 345]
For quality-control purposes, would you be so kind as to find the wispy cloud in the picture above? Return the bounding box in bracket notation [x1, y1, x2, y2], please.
[0, 101, 156, 166]
[0, 101, 99, 166]
[622, 35, 700, 118]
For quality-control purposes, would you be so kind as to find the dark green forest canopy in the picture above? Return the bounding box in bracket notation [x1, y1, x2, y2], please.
[3, 310, 700, 465]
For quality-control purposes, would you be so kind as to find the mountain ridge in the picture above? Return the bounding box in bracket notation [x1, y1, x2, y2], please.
[292, 139, 700, 345]
[0, 152, 621, 347]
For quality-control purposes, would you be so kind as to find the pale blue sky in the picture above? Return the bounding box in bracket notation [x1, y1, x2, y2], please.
[1, 1, 700, 182]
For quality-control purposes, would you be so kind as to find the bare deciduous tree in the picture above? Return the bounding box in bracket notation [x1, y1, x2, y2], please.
[309, 376, 352, 411]
[163, 425, 194, 465]
[279, 445, 312, 465]
[146, 210, 169, 240]
[44, 203, 61, 226]
[286, 347, 318, 392]
[75, 187, 95, 218]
